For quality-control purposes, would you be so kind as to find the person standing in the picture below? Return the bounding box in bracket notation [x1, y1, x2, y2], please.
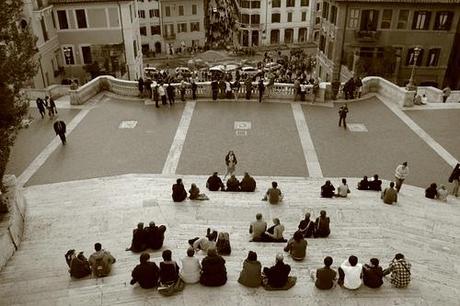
[232, 79, 240, 101]
[138, 77, 144, 97]
[191, 79, 197, 100]
[53, 120, 67, 145]
[180, 80, 187, 102]
[394, 162, 409, 192]
[144, 78, 152, 99]
[338, 104, 349, 129]
[36, 97, 46, 118]
[258, 79, 265, 103]
[442, 86, 451, 103]
[46, 96, 57, 117]
[152, 83, 160, 108]
[293, 78, 301, 101]
[449, 163, 460, 197]
[211, 79, 219, 101]
[167, 82, 175, 105]
[224, 151, 237, 179]
[159, 83, 167, 105]
[245, 77, 253, 100]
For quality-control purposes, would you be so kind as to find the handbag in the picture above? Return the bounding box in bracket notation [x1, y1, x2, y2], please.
[158, 278, 185, 296]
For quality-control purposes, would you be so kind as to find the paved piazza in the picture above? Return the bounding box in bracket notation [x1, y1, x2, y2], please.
[2, 94, 460, 305]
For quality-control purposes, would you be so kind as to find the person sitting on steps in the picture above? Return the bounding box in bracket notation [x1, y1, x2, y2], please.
[262, 254, 296, 290]
[336, 178, 351, 197]
[88, 242, 116, 277]
[65, 249, 91, 279]
[283, 230, 307, 261]
[249, 213, 267, 242]
[369, 174, 382, 191]
[381, 182, 398, 205]
[130, 252, 160, 289]
[126, 222, 147, 252]
[226, 175, 240, 191]
[145, 221, 167, 250]
[298, 212, 315, 238]
[357, 176, 370, 190]
[260, 218, 286, 242]
[206, 172, 225, 191]
[240, 172, 256, 192]
[321, 180, 335, 198]
[311, 256, 337, 290]
[262, 181, 283, 204]
[172, 178, 187, 202]
[189, 183, 209, 200]
[314, 210, 330, 238]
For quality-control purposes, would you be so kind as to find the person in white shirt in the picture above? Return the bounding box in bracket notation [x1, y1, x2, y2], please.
[336, 178, 351, 198]
[338, 255, 362, 290]
[158, 84, 167, 105]
[394, 162, 409, 192]
[437, 185, 449, 202]
[180, 247, 201, 283]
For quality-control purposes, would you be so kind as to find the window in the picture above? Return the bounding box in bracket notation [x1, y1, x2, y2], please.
[40, 18, 48, 41]
[241, 0, 250, 8]
[349, 8, 359, 28]
[302, 11, 307, 21]
[251, 1, 260, 9]
[151, 25, 161, 35]
[192, 4, 197, 15]
[139, 10, 145, 19]
[298, 28, 307, 42]
[75, 9, 87, 28]
[154, 9, 159, 17]
[251, 14, 260, 25]
[322, 2, 329, 19]
[319, 35, 325, 52]
[51, 12, 56, 29]
[397, 9, 409, 29]
[360, 10, 379, 31]
[381, 9, 392, 29]
[287, 0, 295, 7]
[62, 46, 74, 65]
[133, 40, 137, 58]
[285, 28, 294, 43]
[301, 0, 309, 6]
[241, 14, 249, 24]
[81, 46, 92, 64]
[149, 9, 154, 18]
[191, 22, 200, 32]
[272, 13, 280, 23]
[330, 6, 337, 25]
[406, 48, 424, 66]
[434, 11, 453, 30]
[272, 0, 280, 8]
[179, 5, 184, 16]
[326, 41, 333, 60]
[412, 11, 431, 30]
[140, 26, 147, 36]
[165, 6, 171, 17]
[287, 12, 292, 23]
[271, 29, 280, 44]
[57, 10, 68, 29]
[177, 23, 187, 33]
[427, 48, 440, 66]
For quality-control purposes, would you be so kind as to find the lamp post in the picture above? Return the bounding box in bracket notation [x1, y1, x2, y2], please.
[406, 46, 421, 91]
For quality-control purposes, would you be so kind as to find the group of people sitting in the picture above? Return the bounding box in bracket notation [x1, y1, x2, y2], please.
[320, 179, 351, 198]
[125, 222, 167, 252]
[65, 243, 116, 279]
[425, 183, 449, 201]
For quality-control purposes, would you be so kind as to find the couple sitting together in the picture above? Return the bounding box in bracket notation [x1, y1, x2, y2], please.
[357, 175, 382, 191]
[249, 213, 287, 242]
[65, 243, 116, 279]
[126, 222, 167, 252]
[321, 179, 351, 198]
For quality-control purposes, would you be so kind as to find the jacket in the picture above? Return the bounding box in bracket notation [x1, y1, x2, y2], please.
[238, 260, 262, 287]
[200, 255, 227, 286]
[363, 264, 383, 288]
[131, 261, 160, 288]
[159, 261, 180, 285]
[89, 250, 116, 277]
[264, 262, 291, 288]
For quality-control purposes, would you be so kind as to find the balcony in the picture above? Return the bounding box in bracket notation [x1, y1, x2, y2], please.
[354, 30, 381, 42]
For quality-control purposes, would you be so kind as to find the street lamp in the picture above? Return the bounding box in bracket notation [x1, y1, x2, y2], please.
[406, 46, 421, 91]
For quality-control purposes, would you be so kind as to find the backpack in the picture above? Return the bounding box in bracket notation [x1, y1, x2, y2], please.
[94, 257, 108, 277]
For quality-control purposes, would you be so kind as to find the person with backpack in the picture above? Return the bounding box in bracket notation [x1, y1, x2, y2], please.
[88, 243, 116, 277]
[216, 232, 231, 255]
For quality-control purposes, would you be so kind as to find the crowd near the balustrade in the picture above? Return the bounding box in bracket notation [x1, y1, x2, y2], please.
[64, 157, 460, 296]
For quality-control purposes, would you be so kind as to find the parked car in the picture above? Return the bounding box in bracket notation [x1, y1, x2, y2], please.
[175, 67, 192, 77]
[241, 66, 260, 77]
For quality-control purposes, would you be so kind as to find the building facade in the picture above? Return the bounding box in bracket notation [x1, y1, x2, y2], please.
[236, 0, 316, 47]
[316, 0, 460, 88]
[137, 0, 161, 56]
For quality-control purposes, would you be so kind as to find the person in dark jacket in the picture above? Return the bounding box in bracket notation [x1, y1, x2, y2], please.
[126, 222, 147, 252]
[200, 247, 227, 286]
[130, 252, 160, 289]
[145, 221, 167, 250]
[245, 77, 253, 100]
[172, 178, 187, 202]
[314, 210, 330, 238]
[47, 96, 57, 117]
[363, 258, 383, 288]
[144, 78, 152, 98]
[425, 183, 438, 199]
[240, 172, 256, 192]
[357, 176, 370, 190]
[226, 175, 240, 192]
[298, 212, 315, 238]
[238, 251, 262, 287]
[312, 256, 337, 290]
[321, 180, 335, 198]
[369, 174, 382, 191]
[258, 79, 265, 103]
[211, 79, 219, 100]
[138, 77, 144, 96]
[191, 80, 197, 100]
[338, 104, 349, 129]
[159, 250, 180, 286]
[449, 163, 460, 197]
[166, 83, 175, 105]
[263, 254, 293, 288]
[53, 120, 67, 145]
[206, 172, 225, 191]
[36, 97, 46, 118]
[65, 249, 91, 279]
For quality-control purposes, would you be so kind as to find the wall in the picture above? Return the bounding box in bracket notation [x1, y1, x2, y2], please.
[0, 176, 26, 272]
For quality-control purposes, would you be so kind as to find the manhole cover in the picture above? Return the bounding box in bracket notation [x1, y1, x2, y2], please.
[234, 121, 252, 130]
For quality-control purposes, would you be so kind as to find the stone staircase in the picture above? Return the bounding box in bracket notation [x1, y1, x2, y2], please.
[0, 174, 459, 305]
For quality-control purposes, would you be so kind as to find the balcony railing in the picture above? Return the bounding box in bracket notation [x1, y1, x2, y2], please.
[354, 30, 381, 42]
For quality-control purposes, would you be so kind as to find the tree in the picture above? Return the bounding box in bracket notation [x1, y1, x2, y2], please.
[355, 47, 397, 79]
[0, 0, 38, 191]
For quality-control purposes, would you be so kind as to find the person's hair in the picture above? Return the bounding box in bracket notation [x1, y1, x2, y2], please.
[207, 247, 217, 257]
[325, 180, 331, 185]
[370, 258, 379, 266]
[305, 212, 311, 219]
[137, 222, 144, 229]
[231, 174, 236, 179]
[213, 172, 218, 176]
[149, 221, 155, 227]
[430, 182, 437, 188]
[403, 162, 408, 166]
[177, 178, 182, 184]
[363, 176, 368, 180]
[342, 178, 347, 184]
[207, 230, 218, 242]
[324, 256, 333, 267]
[349, 255, 358, 266]
[187, 247, 195, 257]
[273, 218, 280, 225]
[293, 231, 303, 242]
[276, 253, 284, 262]
[256, 213, 262, 220]
[390, 182, 395, 188]
[272, 181, 278, 188]
[140, 252, 150, 263]
[244, 172, 249, 177]
[320, 210, 326, 217]
[374, 174, 379, 179]
[162, 249, 172, 261]
[395, 253, 404, 260]
[247, 251, 257, 261]
[191, 183, 197, 189]
[94, 243, 102, 251]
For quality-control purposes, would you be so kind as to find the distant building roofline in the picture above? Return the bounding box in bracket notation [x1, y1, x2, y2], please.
[49, 0, 132, 4]
[334, 0, 460, 3]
